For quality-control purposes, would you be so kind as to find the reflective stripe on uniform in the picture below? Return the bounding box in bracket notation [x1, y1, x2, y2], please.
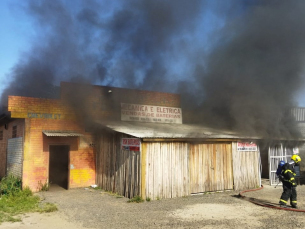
[284, 170, 294, 174]
[280, 199, 287, 203]
[289, 177, 296, 185]
[291, 201, 297, 203]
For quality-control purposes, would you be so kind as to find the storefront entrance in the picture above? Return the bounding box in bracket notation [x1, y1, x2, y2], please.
[49, 145, 70, 189]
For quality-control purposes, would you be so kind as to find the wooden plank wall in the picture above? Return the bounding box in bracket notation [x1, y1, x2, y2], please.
[96, 138, 261, 199]
[144, 142, 234, 199]
[96, 133, 141, 198]
[145, 142, 189, 200]
[232, 142, 261, 190]
[189, 143, 233, 193]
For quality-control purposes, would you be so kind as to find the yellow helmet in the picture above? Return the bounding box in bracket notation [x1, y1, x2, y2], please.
[291, 155, 301, 163]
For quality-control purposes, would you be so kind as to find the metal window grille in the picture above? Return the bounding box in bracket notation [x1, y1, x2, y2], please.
[269, 144, 294, 185]
[12, 126, 17, 138]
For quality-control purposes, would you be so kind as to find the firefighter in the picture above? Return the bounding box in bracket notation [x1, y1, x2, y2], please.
[279, 154, 301, 208]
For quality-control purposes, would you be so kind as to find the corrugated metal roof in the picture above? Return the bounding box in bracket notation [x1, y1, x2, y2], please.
[43, 131, 83, 137]
[291, 107, 305, 122]
[297, 123, 305, 137]
[95, 120, 259, 140]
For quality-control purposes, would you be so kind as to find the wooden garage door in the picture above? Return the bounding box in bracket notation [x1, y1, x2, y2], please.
[190, 143, 233, 193]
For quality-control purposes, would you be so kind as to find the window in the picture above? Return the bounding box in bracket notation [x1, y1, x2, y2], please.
[0, 130, 3, 140]
[12, 126, 17, 138]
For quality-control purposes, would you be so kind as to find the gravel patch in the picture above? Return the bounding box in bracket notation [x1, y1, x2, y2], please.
[2, 179, 305, 229]
[34, 179, 305, 229]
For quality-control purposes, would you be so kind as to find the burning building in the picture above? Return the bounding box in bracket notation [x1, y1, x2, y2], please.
[0, 81, 274, 199]
[1, 0, 305, 199]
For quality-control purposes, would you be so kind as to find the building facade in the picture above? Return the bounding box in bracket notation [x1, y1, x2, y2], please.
[0, 82, 263, 198]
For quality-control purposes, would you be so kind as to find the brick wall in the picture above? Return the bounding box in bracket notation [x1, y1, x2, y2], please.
[60, 82, 181, 121]
[8, 96, 95, 191]
[42, 134, 95, 189]
[0, 119, 25, 178]
[6, 82, 181, 191]
[8, 96, 76, 120]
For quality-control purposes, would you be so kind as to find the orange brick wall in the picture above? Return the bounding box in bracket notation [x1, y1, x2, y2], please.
[42, 135, 95, 189]
[8, 96, 76, 120]
[6, 82, 181, 191]
[8, 96, 95, 191]
[0, 119, 25, 178]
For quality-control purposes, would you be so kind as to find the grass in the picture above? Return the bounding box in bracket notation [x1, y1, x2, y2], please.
[37, 180, 50, 191]
[0, 175, 22, 195]
[0, 175, 57, 224]
[101, 190, 124, 198]
[127, 195, 144, 203]
[38, 202, 58, 213]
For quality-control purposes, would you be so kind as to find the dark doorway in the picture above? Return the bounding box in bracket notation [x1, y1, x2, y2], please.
[49, 145, 69, 189]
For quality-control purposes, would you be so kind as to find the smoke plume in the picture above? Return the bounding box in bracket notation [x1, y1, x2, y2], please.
[2, 0, 305, 139]
[196, 1, 305, 138]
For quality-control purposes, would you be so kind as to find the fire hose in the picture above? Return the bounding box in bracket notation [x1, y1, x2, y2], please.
[239, 185, 305, 212]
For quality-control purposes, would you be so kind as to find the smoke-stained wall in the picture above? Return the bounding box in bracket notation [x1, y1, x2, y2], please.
[60, 82, 181, 123]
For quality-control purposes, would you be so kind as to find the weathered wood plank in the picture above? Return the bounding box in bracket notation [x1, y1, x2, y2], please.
[189, 143, 233, 193]
[232, 142, 260, 190]
[144, 142, 189, 199]
[141, 143, 146, 199]
[95, 133, 141, 198]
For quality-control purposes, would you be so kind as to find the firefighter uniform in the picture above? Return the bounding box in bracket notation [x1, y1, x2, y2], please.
[279, 161, 297, 208]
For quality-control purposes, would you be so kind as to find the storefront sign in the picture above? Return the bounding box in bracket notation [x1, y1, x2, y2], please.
[27, 113, 61, 119]
[121, 138, 140, 151]
[293, 148, 299, 154]
[121, 103, 182, 124]
[237, 142, 258, 151]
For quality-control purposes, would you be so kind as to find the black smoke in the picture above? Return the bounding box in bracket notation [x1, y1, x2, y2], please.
[195, 0, 305, 138]
[1, 0, 206, 102]
[1, 0, 305, 139]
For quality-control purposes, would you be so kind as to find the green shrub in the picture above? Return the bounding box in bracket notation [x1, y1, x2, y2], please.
[0, 175, 58, 224]
[0, 189, 40, 215]
[0, 175, 22, 195]
[21, 187, 33, 197]
[0, 186, 57, 224]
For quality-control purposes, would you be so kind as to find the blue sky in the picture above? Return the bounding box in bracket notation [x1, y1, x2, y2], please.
[0, 0, 34, 94]
[1, 0, 305, 108]
[0, 0, 220, 94]
[0, 1, 21, 92]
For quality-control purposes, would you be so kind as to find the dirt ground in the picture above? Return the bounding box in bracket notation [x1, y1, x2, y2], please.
[1, 179, 305, 229]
